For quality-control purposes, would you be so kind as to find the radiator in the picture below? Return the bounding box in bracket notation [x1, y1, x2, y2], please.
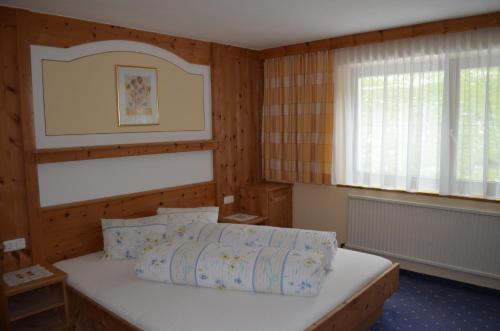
[347, 195, 500, 279]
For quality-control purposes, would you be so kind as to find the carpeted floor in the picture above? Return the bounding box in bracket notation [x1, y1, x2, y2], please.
[369, 270, 500, 331]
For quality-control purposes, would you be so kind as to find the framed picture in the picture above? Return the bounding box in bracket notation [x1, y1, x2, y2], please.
[116, 65, 159, 126]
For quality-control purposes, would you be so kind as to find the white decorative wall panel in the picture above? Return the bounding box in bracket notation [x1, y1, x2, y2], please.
[38, 151, 213, 207]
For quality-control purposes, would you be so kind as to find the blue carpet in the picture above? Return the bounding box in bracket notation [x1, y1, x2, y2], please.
[369, 270, 500, 331]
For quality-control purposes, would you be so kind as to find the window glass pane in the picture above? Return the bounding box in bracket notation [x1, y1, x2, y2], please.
[357, 71, 443, 190]
[457, 67, 500, 183]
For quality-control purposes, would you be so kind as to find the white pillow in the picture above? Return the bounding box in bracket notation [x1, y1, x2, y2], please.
[102, 214, 168, 260]
[156, 206, 219, 224]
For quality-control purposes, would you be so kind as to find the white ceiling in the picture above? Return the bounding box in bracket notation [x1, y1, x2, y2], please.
[2, 0, 500, 50]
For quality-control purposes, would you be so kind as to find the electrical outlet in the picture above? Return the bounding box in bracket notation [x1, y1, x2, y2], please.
[223, 195, 234, 204]
[3, 238, 26, 252]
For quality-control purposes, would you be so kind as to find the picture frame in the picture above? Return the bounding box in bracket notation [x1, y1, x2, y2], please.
[116, 65, 159, 126]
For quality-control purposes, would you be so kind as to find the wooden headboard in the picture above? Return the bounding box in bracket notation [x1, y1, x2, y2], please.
[40, 181, 216, 263]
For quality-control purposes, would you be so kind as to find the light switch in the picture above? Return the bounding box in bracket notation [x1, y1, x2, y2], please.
[223, 195, 234, 204]
[3, 238, 26, 252]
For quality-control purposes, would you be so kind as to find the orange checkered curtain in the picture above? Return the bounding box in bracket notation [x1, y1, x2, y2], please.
[262, 50, 333, 184]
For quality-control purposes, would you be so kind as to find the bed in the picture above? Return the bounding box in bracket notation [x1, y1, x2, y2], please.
[39, 181, 399, 330]
[55, 248, 397, 331]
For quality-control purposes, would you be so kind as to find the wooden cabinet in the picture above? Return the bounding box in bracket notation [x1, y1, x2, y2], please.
[239, 182, 293, 228]
[1, 245, 9, 331]
[2, 264, 69, 331]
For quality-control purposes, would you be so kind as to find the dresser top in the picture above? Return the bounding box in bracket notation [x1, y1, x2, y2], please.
[242, 181, 293, 192]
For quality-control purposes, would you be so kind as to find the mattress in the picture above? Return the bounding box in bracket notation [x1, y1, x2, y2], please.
[55, 248, 392, 331]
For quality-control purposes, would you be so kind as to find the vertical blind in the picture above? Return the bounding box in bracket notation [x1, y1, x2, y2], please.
[333, 28, 500, 199]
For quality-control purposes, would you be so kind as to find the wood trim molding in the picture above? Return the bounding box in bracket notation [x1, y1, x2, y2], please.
[335, 184, 500, 204]
[35, 140, 218, 163]
[259, 11, 500, 59]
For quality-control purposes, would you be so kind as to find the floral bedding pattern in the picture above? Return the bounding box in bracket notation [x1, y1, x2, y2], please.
[135, 240, 325, 296]
[161, 221, 337, 270]
[102, 216, 168, 260]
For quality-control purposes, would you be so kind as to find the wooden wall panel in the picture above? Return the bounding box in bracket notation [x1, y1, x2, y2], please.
[40, 182, 216, 263]
[0, 6, 264, 267]
[24, 10, 211, 65]
[211, 44, 263, 217]
[0, 7, 32, 270]
[259, 11, 500, 59]
[16, 10, 45, 265]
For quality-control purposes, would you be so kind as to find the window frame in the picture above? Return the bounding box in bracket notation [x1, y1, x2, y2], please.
[347, 53, 500, 198]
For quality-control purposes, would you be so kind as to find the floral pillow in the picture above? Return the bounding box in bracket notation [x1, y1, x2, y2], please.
[156, 206, 219, 224]
[135, 240, 326, 296]
[102, 215, 168, 260]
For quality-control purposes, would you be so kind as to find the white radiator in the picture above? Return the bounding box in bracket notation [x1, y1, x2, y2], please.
[347, 195, 500, 279]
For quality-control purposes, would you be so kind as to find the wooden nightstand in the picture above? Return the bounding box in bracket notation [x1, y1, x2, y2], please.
[219, 215, 268, 225]
[239, 182, 293, 228]
[3, 265, 69, 331]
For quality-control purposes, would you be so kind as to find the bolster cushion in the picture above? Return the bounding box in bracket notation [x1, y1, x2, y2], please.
[163, 222, 337, 270]
[135, 240, 325, 296]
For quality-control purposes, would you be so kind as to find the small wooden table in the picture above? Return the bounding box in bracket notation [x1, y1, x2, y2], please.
[219, 215, 268, 225]
[3, 264, 69, 331]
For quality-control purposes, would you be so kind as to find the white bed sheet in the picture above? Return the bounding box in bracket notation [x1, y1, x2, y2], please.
[55, 248, 392, 331]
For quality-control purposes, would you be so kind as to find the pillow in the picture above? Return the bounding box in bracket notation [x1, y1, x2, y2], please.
[156, 206, 219, 224]
[162, 221, 338, 271]
[102, 215, 168, 260]
[135, 240, 325, 296]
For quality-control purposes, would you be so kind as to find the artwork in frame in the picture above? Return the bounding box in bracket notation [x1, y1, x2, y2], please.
[116, 65, 159, 126]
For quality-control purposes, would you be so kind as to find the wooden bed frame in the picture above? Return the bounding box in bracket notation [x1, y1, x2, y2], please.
[42, 181, 399, 331]
[66, 263, 399, 331]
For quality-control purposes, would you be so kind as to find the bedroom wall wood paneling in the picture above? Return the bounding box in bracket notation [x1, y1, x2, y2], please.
[0, 7, 32, 270]
[211, 44, 264, 217]
[0, 6, 264, 268]
[24, 11, 211, 65]
[259, 11, 500, 59]
[41, 181, 216, 263]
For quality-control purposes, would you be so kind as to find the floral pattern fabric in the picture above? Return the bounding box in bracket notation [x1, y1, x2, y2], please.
[135, 240, 325, 296]
[162, 221, 337, 270]
[102, 215, 168, 260]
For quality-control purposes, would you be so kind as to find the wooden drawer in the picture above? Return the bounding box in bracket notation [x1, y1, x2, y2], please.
[239, 188, 267, 216]
[269, 189, 292, 228]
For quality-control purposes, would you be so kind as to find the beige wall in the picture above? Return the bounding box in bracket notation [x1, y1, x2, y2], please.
[293, 183, 500, 289]
[42, 52, 205, 135]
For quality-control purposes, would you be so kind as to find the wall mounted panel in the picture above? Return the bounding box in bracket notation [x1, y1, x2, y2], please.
[31, 40, 212, 148]
[38, 151, 213, 207]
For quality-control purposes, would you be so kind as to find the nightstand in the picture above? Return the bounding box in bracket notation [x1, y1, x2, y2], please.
[3, 265, 69, 331]
[219, 215, 268, 225]
[239, 182, 293, 228]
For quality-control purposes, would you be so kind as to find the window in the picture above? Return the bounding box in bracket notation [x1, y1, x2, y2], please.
[357, 70, 444, 192]
[455, 64, 500, 196]
[333, 28, 500, 200]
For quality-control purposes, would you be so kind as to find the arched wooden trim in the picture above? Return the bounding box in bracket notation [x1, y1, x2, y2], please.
[31, 40, 212, 149]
